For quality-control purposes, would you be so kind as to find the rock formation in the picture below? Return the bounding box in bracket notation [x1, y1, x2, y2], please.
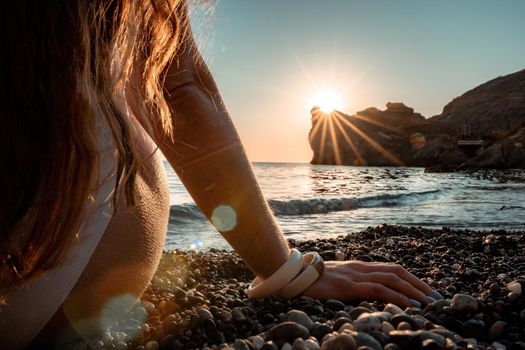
[431, 69, 525, 136]
[309, 69, 525, 169]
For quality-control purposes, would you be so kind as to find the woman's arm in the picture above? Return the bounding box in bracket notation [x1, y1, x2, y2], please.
[141, 5, 435, 306]
[159, 42, 290, 279]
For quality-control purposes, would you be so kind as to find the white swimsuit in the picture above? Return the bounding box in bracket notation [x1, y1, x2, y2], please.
[0, 116, 118, 349]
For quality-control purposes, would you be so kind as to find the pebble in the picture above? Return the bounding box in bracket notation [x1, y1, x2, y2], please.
[232, 307, 246, 322]
[260, 342, 278, 350]
[335, 251, 345, 261]
[311, 323, 333, 341]
[143, 301, 156, 314]
[320, 333, 356, 350]
[334, 310, 351, 319]
[248, 335, 265, 349]
[383, 303, 404, 316]
[426, 299, 450, 313]
[333, 317, 352, 331]
[491, 341, 507, 350]
[350, 331, 383, 350]
[234, 339, 250, 350]
[349, 307, 372, 320]
[421, 339, 441, 350]
[267, 322, 310, 342]
[287, 309, 314, 330]
[338, 323, 354, 333]
[381, 321, 395, 334]
[430, 328, 457, 341]
[489, 282, 500, 294]
[305, 338, 321, 350]
[388, 330, 421, 348]
[102, 332, 113, 344]
[292, 338, 307, 350]
[450, 294, 478, 312]
[397, 321, 412, 330]
[198, 307, 213, 321]
[325, 299, 346, 311]
[353, 314, 381, 332]
[507, 291, 519, 301]
[369, 311, 392, 323]
[116, 342, 128, 350]
[419, 331, 446, 348]
[507, 281, 522, 296]
[461, 318, 485, 338]
[391, 314, 419, 330]
[282, 343, 293, 350]
[488, 320, 506, 340]
[220, 309, 233, 322]
[145, 340, 159, 350]
[368, 329, 390, 345]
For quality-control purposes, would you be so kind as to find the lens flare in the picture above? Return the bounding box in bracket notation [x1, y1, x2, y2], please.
[211, 205, 237, 232]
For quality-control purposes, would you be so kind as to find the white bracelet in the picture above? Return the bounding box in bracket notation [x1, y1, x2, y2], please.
[278, 252, 324, 299]
[245, 249, 304, 299]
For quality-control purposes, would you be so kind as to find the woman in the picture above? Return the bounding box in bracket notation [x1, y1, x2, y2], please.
[0, 1, 436, 348]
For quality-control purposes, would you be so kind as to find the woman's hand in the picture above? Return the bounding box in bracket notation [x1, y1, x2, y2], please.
[302, 260, 435, 308]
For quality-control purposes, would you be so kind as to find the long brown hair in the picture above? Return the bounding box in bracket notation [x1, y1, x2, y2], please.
[0, 0, 187, 288]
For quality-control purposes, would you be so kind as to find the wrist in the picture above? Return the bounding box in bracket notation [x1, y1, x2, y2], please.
[258, 245, 291, 279]
[245, 249, 303, 299]
[245, 250, 325, 300]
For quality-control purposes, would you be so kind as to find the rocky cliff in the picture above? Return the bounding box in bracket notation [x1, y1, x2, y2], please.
[431, 69, 525, 136]
[309, 69, 525, 169]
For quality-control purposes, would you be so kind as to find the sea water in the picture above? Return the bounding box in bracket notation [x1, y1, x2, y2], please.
[164, 161, 525, 250]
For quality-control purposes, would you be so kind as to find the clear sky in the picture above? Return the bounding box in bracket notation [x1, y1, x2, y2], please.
[191, 0, 525, 163]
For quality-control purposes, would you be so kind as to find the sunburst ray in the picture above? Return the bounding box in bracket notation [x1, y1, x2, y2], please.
[353, 113, 403, 134]
[327, 115, 343, 165]
[332, 115, 366, 165]
[334, 112, 404, 166]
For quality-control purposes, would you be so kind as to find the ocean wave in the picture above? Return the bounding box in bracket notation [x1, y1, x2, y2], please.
[268, 189, 444, 215]
[169, 189, 445, 223]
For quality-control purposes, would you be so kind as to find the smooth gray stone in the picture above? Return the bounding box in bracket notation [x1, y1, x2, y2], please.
[320, 333, 356, 350]
[287, 310, 314, 330]
[267, 322, 310, 342]
[349, 307, 372, 321]
[353, 315, 381, 332]
[383, 303, 405, 316]
[350, 332, 383, 350]
[450, 294, 478, 313]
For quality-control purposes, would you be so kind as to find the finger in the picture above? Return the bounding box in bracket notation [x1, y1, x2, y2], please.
[353, 272, 429, 305]
[357, 262, 433, 296]
[350, 281, 411, 308]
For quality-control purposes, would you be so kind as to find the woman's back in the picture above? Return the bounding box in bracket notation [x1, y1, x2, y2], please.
[1, 106, 170, 348]
[33, 114, 170, 347]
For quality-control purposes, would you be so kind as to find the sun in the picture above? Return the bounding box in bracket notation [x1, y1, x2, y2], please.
[311, 89, 345, 113]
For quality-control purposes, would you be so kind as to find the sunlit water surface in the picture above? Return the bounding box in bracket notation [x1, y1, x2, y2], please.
[164, 161, 525, 250]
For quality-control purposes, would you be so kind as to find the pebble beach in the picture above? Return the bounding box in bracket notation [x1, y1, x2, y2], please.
[94, 225, 525, 350]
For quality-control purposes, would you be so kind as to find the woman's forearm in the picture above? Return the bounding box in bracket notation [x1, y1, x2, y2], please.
[134, 2, 436, 307]
[160, 66, 289, 279]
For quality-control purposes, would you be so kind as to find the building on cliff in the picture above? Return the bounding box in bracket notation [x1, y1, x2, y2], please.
[386, 102, 414, 114]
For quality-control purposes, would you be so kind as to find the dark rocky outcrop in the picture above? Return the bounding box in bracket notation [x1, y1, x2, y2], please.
[309, 69, 525, 169]
[431, 69, 525, 135]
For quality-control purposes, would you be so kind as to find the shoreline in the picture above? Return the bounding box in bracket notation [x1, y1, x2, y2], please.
[98, 225, 524, 350]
